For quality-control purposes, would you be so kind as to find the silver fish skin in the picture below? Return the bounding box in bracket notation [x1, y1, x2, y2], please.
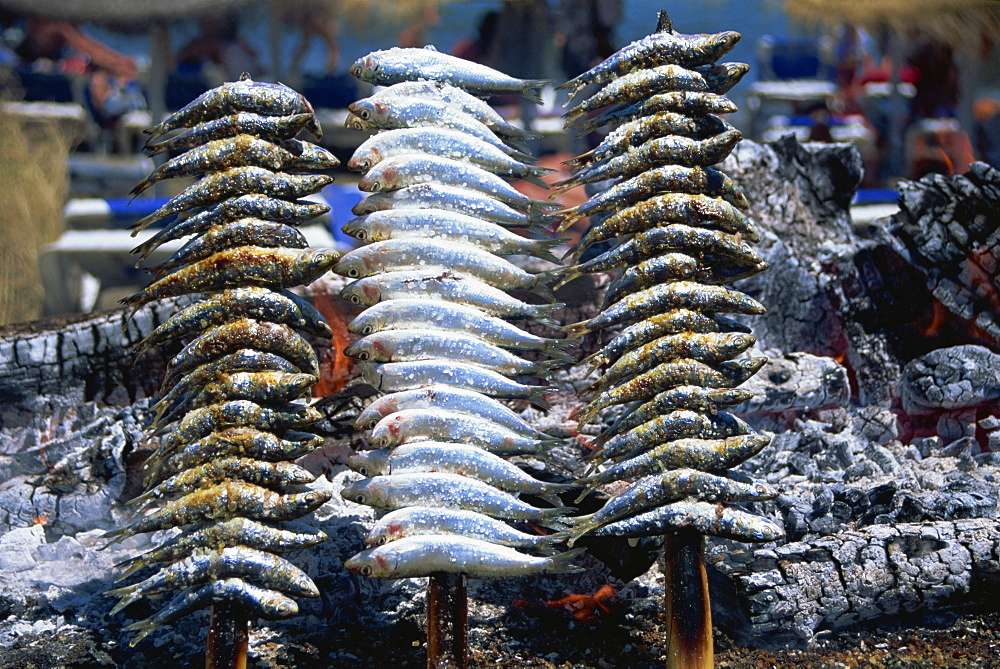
[342, 209, 563, 263]
[557, 130, 743, 189]
[566, 281, 766, 338]
[113, 518, 326, 580]
[151, 348, 303, 413]
[345, 330, 559, 378]
[558, 165, 749, 230]
[564, 63, 749, 122]
[348, 97, 526, 154]
[108, 546, 318, 615]
[601, 254, 765, 308]
[561, 29, 741, 95]
[578, 434, 770, 492]
[130, 195, 329, 261]
[137, 287, 331, 355]
[153, 371, 315, 426]
[558, 227, 764, 288]
[571, 470, 775, 540]
[350, 47, 549, 102]
[367, 81, 539, 140]
[144, 112, 313, 155]
[104, 481, 332, 543]
[340, 270, 564, 326]
[569, 91, 739, 133]
[358, 154, 548, 214]
[587, 501, 785, 543]
[354, 385, 545, 437]
[151, 402, 321, 459]
[122, 578, 298, 647]
[352, 183, 555, 229]
[145, 428, 322, 485]
[577, 357, 769, 425]
[365, 506, 567, 553]
[348, 127, 544, 179]
[334, 239, 559, 299]
[350, 443, 570, 494]
[582, 310, 751, 370]
[569, 113, 732, 168]
[145, 73, 320, 138]
[345, 535, 584, 579]
[569, 193, 757, 262]
[368, 410, 558, 456]
[358, 360, 555, 409]
[600, 385, 753, 439]
[594, 332, 757, 389]
[342, 473, 572, 521]
[160, 318, 319, 389]
[146, 220, 309, 278]
[587, 410, 754, 462]
[132, 136, 338, 196]
[131, 167, 334, 233]
[122, 247, 340, 312]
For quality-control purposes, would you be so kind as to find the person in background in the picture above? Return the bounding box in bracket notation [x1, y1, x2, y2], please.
[273, 0, 341, 81]
[176, 10, 264, 86]
[397, 2, 441, 49]
[451, 10, 498, 64]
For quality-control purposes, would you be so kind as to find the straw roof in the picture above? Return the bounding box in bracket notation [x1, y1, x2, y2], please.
[785, 0, 1000, 47]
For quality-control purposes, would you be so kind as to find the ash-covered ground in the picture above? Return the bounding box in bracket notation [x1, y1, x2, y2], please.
[0, 138, 998, 667]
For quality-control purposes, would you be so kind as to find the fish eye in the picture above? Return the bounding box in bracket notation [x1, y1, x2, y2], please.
[370, 181, 382, 191]
[354, 494, 366, 504]
[349, 294, 361, 304]
[360, 564, 373, 576]
[361, 325, 373, 335]
[356, 230, 367, 240]
[378, 437, 390, 447]
[377, 536, 387, 545]
[347, 268, 360, 278]
[356, 351, 370, 360]
[357, 465, 369, 476]
[359, 109, 371, 120]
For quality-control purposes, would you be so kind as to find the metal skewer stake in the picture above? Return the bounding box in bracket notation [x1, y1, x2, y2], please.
[662, 531, 712, 669]
[205, 602, 249, 669]
[426, 572, 468, 669]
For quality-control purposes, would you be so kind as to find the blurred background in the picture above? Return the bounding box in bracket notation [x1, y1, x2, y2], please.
[1, 0, 998, 325]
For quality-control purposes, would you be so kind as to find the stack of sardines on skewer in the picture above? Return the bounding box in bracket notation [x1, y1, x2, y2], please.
[554, 15, 784, 545]
[106, 74, 341, 645]
[337, 46, 585, 579]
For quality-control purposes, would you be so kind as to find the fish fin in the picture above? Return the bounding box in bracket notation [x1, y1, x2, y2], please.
[543, 546, 587, 573]
[539, 492, 564, 507]
[542, 339, 577, 363]
[556, 209, 584, 233]
[561, 318, 593, 339]
[521, 172, 553, 190]
[539, 505, 576, 520]
[527, 386, 557, 412]
[525, 302, 564, 329]
[535, 531, 570, 554]
[519, 80, 551, 105]
[124, 616, 161, 647]
[423, 44, 438, 51]
[526, 197, 561, 216]
[526, 237, 566, 264]
[531, 268, 565, 302]
[496, 123, 542, 142]
[529, 358, 565, 377]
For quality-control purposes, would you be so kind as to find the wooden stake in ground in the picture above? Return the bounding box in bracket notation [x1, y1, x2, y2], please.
[205, 602, 249, 669]
[426, 572, 468, 669]
[663, 532, 712, 669]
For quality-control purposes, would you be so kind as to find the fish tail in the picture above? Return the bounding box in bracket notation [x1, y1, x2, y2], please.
[129, 211, 164, 236]
[535, 530, 571, 554]
[532, 268, 565, 302]
[527, 386, 556, 412]
[530, 302, 566, 329]
[561, 318, 593, 339]
[527, 237, 566, 264]
[526, 197, 561, 216]
[520, 79, 551, 105]
[124, 616, 162, 647]
[521, 172, 553, 190]
[125, 489, 154, 507]
[113, 557, 147, 581]
[551, 265, 583, 291]
[572, 485, 599, 505]
[577, 349, 604, 369]
[129, 178, 154, 198]
[556, 209, 584, 233]
[498, 123, 542, 141]
[538, 492, 565, 507]
[572, 402, 602, 429]
[538, 504, 576, 520]
[543, 339, 577, 363]
[529, 358, 565, 377]
[544, 546, 587, 573]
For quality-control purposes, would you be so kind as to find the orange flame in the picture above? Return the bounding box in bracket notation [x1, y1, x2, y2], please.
[514, 584, 616, 624]
[311, 284, 357, 397]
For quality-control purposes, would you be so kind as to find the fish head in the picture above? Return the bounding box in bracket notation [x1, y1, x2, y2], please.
[340, 278, 380, 307]
[333, 248, 378, 279]
[299, 144, 340, 170]
[343, 337, 384, 361]
[348, 57, 366, 80]
[349, 449, 390, 477]
[344, 113, 368, 131]
[354, 397, 396, 431]
[348, 146, 383, 173]
[358, 162, 398, 192]
[300, 248, 341, 281]
[366, 518, 404, 546]
[350, 100, 378, 122]
[283, 463, 318, 485]
[261, 593, 299, 618]
[340, 215, 369, 240]
[368, 419, 401, 449]
[344, 546, 395, 577]
[352, 193, 382, 216]
[294, 574, 320, 598]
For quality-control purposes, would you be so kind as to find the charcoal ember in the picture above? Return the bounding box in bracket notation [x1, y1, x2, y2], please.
[732, 350, 849, 414]
[900, 344, 1000, 414]
[705, 518, 1000, 648]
